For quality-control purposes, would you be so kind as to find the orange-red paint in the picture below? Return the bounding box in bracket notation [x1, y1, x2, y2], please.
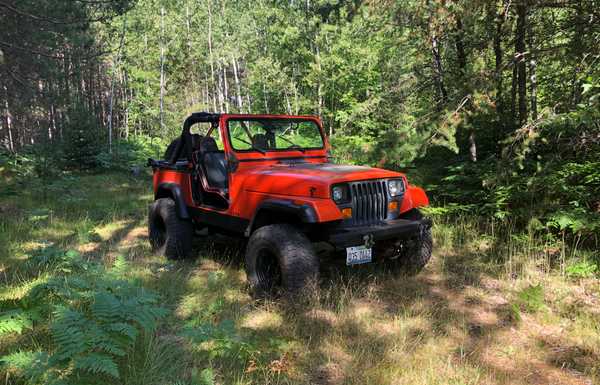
[153, 113, 429, 224]
[399, 185, 430, 214]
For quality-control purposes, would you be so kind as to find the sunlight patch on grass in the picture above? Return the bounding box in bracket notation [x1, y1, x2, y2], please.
[94, 219, 132, 241]
[241, 309, 283, 331]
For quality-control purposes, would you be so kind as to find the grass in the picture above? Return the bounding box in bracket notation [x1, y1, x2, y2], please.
[1, 171, 599, 385]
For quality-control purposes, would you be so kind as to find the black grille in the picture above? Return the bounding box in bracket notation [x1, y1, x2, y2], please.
[349, 180, 388, 226]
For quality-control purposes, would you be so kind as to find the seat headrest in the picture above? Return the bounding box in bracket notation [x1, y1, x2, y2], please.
[191, 134, 202, 151]
[253, 134, 269, 150]
[199, 136, 219, 153]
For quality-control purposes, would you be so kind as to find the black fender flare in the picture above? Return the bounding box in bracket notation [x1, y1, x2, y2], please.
[155, 183, 190, 219]
[245, 199, 318, 236]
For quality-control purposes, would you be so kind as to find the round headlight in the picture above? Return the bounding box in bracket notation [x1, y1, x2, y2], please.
[332, 186, 344, 202]
[388, 180, 403, 197]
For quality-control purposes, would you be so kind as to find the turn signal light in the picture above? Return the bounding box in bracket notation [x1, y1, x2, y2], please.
[388, 201, 399, 212]
[341, 208, 353, 219]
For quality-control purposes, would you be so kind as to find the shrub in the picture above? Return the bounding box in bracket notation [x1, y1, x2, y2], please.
[515, 284, 545, 313]
[565, 260, 598, 279]
[61, 103, 105, 170]
[96, 135, 168, 171]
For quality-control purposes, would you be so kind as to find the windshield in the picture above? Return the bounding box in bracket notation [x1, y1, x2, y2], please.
[228, 118, 324, 152]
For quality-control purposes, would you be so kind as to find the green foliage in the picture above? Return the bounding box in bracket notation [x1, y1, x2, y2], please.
[96, 136, 168, 171]
[565, 260, 598, 279]
[192, 367, 216, 385]
[330, 135, 374, 165]
[1, 248, 168, 384]
[0, 310, 35, 336]
[62, 103, 105, 170]
[27, 247, 91, 273]
[0, 146, 61, 199]
[515, 284, 545, 313]
[181, 319, 256, 361]
[417, 104, 600, 243]
[0, 351, 49, 383]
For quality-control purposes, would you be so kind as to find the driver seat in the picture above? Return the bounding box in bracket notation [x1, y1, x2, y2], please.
[198, 136, 228, 190]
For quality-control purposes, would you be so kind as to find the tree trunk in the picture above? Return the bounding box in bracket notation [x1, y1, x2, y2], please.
[293, 67, 299, 115]
[50, 102, 56, 141]
[285, 89, 292, 115]
[454, 16, 466, 80]
[108, 17, 126, 153]
[232, 56, 243, 112]
[494, 0, 509, 121]
[223, 65, 229, 113]
[3, 85, 14, 152]
[515, 0, 528, 125]
[159, 7, 166, 132]
[527, 16, 537, 121]
[529, 58, 537, 120]
[123, 70, 129, 139]
[453, 14, 475, 161]
[204, 72, 210, 110]
[431, 34, 447, 105]
[262, 83, 269, 113]
[185, 1, 196, 106]
[511, 63, 517, 124]
[315, 44, 323, 116]
[217, 63, 224, 112]
[207, 1, 217, 112]
[63, 53, 70, 108]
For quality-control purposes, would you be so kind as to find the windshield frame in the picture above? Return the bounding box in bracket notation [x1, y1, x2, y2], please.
[225, 117, 326, 154]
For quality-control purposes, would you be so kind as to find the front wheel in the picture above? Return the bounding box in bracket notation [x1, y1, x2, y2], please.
[400, 226, 433, 274]
[245, 224, 319, 297]
[376, 210, 433, 274]
[148, 198, 193, 260]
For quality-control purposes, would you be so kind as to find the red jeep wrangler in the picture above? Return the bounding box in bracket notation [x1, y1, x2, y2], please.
[148, 112, 432, 295]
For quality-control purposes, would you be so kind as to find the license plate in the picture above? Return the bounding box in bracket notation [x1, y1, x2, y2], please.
[346, 245, 372, 265]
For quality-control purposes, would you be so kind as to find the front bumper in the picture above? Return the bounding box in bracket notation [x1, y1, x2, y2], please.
[326, 218, 432, 249]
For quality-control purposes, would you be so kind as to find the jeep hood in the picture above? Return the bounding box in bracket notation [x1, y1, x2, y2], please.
[242, 162, 403, 199]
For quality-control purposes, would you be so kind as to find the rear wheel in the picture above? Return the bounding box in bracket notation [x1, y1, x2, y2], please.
[148, 198, 193, 260]
[245, 224, 319, 297]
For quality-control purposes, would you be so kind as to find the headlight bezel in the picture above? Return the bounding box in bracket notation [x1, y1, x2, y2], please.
[331, 184, 350, 204]
[388, 178, 405, 197]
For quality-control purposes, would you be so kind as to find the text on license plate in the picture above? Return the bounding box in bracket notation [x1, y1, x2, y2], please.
[346, 245, 372, 265]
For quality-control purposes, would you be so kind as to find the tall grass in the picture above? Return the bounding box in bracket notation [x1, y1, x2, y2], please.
[1, 171, 598, 385]
[430, 212, 596, 281]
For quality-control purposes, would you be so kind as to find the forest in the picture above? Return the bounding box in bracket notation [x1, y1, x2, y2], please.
[1, 0, 599, 384]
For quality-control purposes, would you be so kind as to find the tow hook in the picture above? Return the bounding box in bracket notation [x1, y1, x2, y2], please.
[363, 234, 375, 248]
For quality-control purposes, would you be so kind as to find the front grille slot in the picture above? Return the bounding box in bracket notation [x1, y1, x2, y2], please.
[349, 180, 388, 226]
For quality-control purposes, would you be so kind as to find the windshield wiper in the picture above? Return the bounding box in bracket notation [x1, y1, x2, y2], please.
[234, 136, 266, 154]
[276, 134, 305, 152]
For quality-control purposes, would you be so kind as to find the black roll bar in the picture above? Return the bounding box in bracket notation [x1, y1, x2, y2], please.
[169, 112, 221, 164]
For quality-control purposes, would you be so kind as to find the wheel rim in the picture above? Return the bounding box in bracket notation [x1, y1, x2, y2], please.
[255, 248, 282, 293]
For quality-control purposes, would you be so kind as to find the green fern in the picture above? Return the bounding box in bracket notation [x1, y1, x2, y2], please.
[0, 310, 34, 336]
[0, 350, 49, 382]
[181, 319, 255, 361]
[50, 306, 89, 362]
[47, 287, 167, 379]
[73, 353, 120, 378]
[3, 246, 169, 383]
[109, 255, 129, 276]
[27, 246, 92, 275]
